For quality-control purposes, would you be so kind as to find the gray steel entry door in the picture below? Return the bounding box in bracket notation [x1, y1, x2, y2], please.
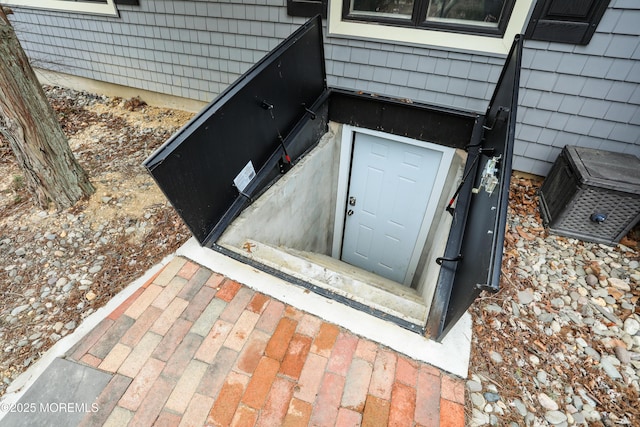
[341, 132, 443, 284]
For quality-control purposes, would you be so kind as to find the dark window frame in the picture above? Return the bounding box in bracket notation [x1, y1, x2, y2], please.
[341, 0, 517, 37]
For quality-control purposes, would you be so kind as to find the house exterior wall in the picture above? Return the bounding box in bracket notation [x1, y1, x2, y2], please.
[8, 0, 640, 176]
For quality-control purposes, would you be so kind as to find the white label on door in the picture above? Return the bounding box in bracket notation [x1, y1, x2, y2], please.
[234, 161, 256, 193]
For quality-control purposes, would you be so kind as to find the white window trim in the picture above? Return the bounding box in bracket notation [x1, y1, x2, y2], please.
[328, 0, 535, 56]
[6, 0, 118, 16]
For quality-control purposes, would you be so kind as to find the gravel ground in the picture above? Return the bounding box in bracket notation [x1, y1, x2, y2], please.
[1, 87, 639, 426]
[467, 176, 640, 426]
[0, 86, 192, 396]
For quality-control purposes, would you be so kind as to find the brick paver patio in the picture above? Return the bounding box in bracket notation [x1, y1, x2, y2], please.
[66, 257, 466, 426]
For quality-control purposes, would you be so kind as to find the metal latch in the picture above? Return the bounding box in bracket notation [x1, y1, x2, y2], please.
[476, 282, 499, 293]
[472, 155, 501, 196]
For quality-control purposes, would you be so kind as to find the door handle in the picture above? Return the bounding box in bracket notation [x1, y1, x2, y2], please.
[347, 209, 354, 216]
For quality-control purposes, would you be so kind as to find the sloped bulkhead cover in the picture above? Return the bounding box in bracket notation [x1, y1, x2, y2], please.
[144, 14, 523, 341]
[427, 36, 523, 340]
[143, 16, 327, 245]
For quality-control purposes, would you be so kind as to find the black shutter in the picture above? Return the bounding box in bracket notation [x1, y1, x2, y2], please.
[287, 0, 327, 18]
[525, 0, 611, 45]
[114, 0, 139, 5]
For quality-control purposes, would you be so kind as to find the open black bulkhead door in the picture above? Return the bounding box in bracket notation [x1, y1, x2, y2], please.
[143, 16, 328, 245]
[144, 13, 523, 341]
[426, 36, 523, 341]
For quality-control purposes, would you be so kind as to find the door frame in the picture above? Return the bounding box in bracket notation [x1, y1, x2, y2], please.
[332, 125, 456, 287]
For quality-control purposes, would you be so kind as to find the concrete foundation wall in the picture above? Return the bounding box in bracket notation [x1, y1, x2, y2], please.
[218, 127, 339, 255]
[412, 150, 465, 310]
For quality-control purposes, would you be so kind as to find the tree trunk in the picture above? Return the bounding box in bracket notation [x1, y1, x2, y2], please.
[0, 8, 94, 210]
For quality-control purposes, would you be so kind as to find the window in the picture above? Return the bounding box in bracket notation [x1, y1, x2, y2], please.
[345, 0, 515, 35]
[328, 0, 535, 55]
[5, 0, 119, 16]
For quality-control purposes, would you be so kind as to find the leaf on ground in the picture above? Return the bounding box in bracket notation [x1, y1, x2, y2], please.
[516, 226, 536, 241]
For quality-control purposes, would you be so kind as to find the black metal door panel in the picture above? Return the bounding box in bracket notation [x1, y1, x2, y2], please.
[427, 35, 523, 341]
[143, 16, 327, 244]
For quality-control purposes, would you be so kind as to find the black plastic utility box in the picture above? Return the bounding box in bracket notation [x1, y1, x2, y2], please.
[539, 145, 640, 245]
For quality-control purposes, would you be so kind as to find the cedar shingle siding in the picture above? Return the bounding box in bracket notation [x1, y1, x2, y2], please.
[9, 0, 640, 175]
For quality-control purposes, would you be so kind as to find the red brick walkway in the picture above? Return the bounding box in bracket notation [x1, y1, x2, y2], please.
[67, 257, 466, 426]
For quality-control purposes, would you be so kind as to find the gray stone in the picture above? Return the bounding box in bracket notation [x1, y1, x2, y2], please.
[538, 392, 559, 411]
[14, 247, 26, 257]
[591, 303, 620, 324]
[485, 304, 503, 314]
[551, 298, 565, 308]
[53, 322, 63, 333]
[471, 392, 485, 408]
[569, 291, 581, 301]
[484, 392, 500, 403]
[572, 411, 586, 424]
[614, 346, 631, 364]
[544, 410, 567, 425]
[517, 290, 534, 305]
[89, 265, 102, 274]
[489, 351, 503, 364]
[583, 409, 601, 422]
[512, 398, 527, 416]
[539, 313, 555, 323]
[467, 380, 482, 393]
[536, 370, 548, 385]
[623, 318, 640, 335]
[572, 395, 584, 411]
[608, 277, 631, 291]
[511, 301, 520, 317]
[470, 408, 490, 427]
[64, 321, 76, 330]
[585, 274, 598, 286]
[599, 357, 622, 380]
[10, 305, 30, 317]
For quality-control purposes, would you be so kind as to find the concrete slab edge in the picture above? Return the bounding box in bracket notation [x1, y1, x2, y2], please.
[0, 254, 176, 421]
[177, 238, 471, 378]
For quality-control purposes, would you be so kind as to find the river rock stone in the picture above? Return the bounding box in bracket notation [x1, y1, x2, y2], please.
[607, 277, 630, 291]
[538, 392, 559, 411]
[467, 380, 482, 393]
[624, 318, 640, 335]
[614, 346, 631, 364]
[544, 410, 567, 425]
[517, 289, 534, 305]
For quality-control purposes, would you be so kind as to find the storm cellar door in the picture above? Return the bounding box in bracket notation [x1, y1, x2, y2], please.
[143, 16, 523, 341]
[339, 129, 454, 286]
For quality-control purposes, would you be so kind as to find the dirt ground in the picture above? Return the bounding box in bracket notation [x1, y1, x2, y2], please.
[0, 87, 192, 395]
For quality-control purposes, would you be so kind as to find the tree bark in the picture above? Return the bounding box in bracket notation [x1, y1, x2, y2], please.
[0, 8, 94, 210]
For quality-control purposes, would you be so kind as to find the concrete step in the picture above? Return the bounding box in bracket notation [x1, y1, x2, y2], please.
[228, 240, 428, 326]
